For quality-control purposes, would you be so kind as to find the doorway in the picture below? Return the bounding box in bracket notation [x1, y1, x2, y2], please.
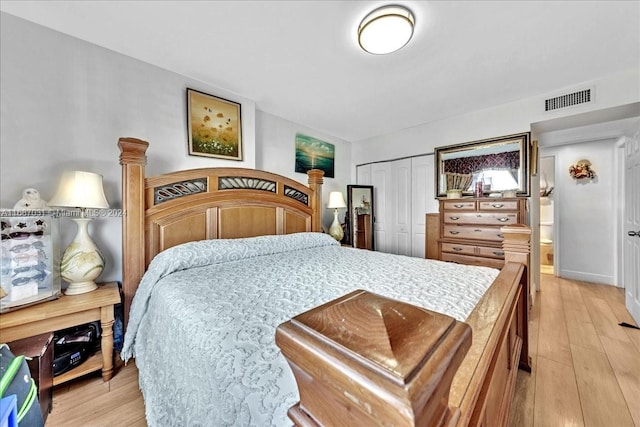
[539, 156, 555, 275]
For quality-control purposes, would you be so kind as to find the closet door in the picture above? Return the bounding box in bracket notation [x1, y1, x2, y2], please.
[356, 164, 372, 185]
[359, 158, 430, 257]
[410, 155, 435, 258]
[371, 162, 391, 253]
[393, 158, 412, 256]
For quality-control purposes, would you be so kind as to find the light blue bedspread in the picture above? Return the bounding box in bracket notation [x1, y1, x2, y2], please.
[122, 232, 498, 426]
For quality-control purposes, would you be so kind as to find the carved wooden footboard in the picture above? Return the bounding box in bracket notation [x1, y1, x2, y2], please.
[277, 226, 530, 427]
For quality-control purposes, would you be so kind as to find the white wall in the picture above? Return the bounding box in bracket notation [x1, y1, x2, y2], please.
[255, 111, 351, 230]
[539, 139, 618, 285]
[352, 70, 640, 164]
[0, 13, 351, 284]
[352, 68, 638, 290]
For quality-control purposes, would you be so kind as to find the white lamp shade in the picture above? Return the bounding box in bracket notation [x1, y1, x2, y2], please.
[327, 191, 347, 209]
[358, 5, 415, 55]
[49, 171, 109, 209]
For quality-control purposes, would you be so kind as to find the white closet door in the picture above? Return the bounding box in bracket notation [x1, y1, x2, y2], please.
[360, 157, 432, 257]
[371, 162, 391, 253]
[356, 164, 372, 185]
[410, 155, 435, 258]
[393, 158, 412, 256]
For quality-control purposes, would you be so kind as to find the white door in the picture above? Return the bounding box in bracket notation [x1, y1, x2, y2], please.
[356, 164, 372, 185]
[411, 155, 435, 258]
[393, 159, 412, 256]
[371, 162, 391, 253]
[624, 133, 640, 324]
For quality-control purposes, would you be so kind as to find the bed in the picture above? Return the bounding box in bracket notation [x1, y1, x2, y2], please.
[118, 137, 531, 426]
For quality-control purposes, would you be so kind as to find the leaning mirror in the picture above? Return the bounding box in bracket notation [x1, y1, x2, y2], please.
[346, 185, 374, 250]
[434, 132, 531, 198]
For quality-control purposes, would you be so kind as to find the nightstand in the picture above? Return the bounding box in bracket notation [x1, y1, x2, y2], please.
[0, 282, 121, 385]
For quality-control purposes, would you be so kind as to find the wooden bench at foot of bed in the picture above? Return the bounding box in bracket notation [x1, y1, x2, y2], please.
[277, 225, 531, 427]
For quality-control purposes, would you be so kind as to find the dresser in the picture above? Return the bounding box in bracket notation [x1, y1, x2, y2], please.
[438, 198, 527, 268]
[354, 214, 372, 250]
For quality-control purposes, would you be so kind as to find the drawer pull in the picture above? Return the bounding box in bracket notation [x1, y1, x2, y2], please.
[453, 204, 465, 208]
[491, 203, 504, 208]
[497, 217, 509, 222]
[493, 251, 505, 256]
[474, 229, 482, 232]
[449, 230, 460, 235]
[449, 216, 460, 220]
[497, 233, 504, 238]
[453, 247, 463, 251]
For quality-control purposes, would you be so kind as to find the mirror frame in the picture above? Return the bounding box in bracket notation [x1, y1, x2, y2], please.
[346, 185, 375, 250]
[434, 132, 531, 198]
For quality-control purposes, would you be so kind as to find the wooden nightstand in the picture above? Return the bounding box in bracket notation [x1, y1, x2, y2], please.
[0, 282, 121, 385]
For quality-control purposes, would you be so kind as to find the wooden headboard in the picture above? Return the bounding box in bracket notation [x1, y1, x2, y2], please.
[118, 137, 324, 326]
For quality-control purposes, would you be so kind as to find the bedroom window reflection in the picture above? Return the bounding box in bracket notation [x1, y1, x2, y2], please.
[469, 170, 520, 193]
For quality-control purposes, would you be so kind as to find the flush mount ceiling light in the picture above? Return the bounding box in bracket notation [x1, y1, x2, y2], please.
[358, 5, 415, 55]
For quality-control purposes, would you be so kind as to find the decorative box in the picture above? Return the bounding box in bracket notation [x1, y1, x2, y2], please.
[1, 210, 62, 313]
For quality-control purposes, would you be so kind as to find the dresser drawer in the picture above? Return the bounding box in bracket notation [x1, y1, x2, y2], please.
[442, 201, 476, 211]
[479, 200, 519, 211]
[443, 212, 518, 225]
[441, 252, 505, 269]
[443, 225, 505, 241]
[441, 242, 476, 256]
[442, 243, 505, 259]
[477, 246, 506, 259]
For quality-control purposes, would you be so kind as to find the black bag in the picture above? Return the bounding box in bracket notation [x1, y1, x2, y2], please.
[0, 344, 44, 427]
[53, 321, 100, 376]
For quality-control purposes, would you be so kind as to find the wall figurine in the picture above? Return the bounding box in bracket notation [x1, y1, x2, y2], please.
[569, 160, 596, 180]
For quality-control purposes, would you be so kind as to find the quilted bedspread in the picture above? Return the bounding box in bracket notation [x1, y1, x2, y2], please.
[122, 232, 499, 426]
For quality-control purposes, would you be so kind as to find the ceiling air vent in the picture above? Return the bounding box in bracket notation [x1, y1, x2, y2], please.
[544, 88, 592, 112]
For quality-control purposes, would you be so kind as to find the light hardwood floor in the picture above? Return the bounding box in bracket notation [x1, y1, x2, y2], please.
[509, 274, 640, 427]
[45, 274, 640, 426]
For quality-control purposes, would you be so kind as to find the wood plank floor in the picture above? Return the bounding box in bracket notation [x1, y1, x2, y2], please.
[509, 274, 640, 427]
[45, 274, 640, 426]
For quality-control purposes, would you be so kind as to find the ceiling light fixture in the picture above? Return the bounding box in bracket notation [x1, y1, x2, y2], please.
[358, 5, 415, 55]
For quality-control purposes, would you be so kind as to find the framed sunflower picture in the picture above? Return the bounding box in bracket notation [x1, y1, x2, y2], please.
[187, 88, 243, 160]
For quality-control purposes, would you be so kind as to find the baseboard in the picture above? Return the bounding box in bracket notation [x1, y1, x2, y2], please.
[558, 270, 615, 286]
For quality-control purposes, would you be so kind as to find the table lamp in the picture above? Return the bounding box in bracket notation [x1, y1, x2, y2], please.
[49, 171, 109, 295]
[327, 191, 346, 242]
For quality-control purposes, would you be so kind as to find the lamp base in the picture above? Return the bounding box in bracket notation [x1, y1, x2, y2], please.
[65, 280, 99, 295]
[328, 209, 344, 242]
[60, 217, 105, 295]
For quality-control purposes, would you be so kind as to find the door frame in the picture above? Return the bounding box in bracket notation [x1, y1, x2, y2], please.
[615, 137, 626, 287]
[539, 154, 558, 277]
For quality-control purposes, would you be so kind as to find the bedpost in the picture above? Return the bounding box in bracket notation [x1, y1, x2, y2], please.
[501, 224, 530, 267]
[276, 290, 471, 427]
[118, 137, 149, 330]
[501, 224, 532, 372]
[307, 169, 324, 232]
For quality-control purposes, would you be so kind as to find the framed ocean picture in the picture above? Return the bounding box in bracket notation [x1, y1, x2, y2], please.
[295, 133, 335, 178]
[187, 88, 243, 160]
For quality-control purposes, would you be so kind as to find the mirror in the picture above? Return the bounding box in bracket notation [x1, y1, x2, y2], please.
[346, 185, 375, 250]
[434, 132, 531, 198]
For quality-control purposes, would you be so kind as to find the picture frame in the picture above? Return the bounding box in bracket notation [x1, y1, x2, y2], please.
[187, 88, 242, 161]
[295, 133, 335, 178]
[434, 132, 531, 197]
